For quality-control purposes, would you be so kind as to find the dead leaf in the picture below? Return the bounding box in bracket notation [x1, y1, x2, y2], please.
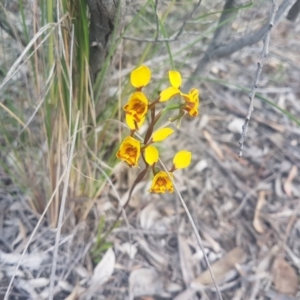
[178, 233, 194, 285]
[129, 268, 167, 300]
[64, 284, 85, 300]
[140, 202, 173, 231]
[16, 279, 39, 299]
[191, 247, 245, 287]
[256, 245, 279, 273]
[201, 231, 221, 253]
[137, 238, 166, 269]
[266, 289, 298, 300]
[227, 118, 244, 134]
[203, 130, 224, 160]
[255, 116, 285, 133]
[272, 256, 298, 296]
[194, 159, 208, 173]
[253, 190, 266, 234]
[91, 247, 115, 286]
[0, 251, 47, 270]
[118, 242, 137, 259]
[173, 288, 197, 300]
[283, 166, 298, 197]
[12, 220, 27, 249]
[211, 66, 219, 75]
[140, 203, 161, 230]
[28, 278, 49, 288]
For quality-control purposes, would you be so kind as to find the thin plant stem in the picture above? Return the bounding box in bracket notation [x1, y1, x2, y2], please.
[160, 160, 224, 300]
[49, 112, 80, 299]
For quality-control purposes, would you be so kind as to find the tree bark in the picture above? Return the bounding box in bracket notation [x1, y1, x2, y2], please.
[287, 0, 300, 21]
[87, 0, 125, 82]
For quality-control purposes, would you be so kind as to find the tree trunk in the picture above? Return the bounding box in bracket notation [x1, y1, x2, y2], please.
[87, 0, 125, 82]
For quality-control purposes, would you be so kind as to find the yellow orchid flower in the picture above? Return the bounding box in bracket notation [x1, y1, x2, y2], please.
[126, 114, 145, 130]
[152, 127, 174, 142]
[159, 70, 182, 102]
[124, 92, 148, 122]
[144, 145, 159, 165]
[169, 70, 182, 88]
[182, 88, 199, 117]
[149, 171, 174, 193]
[116, 136, 141, 167]
[173, 150, 192, 169]
[130, 65, 151, 89]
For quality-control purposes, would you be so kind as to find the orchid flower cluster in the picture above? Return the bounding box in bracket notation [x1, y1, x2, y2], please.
[116, 65, 199, 193]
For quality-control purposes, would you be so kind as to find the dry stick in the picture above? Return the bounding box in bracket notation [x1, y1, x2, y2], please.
[48, 112, 80, 300]
[4, 168, 68, 300]
[239, 0, 277, 157]
[160, 160, 223, 300]
[123, 0, 203, 42]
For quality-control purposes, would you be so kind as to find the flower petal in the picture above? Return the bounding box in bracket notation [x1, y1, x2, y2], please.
[149, 171, 174, 193]
[173, 150, 191, 169]
[124, 92, 149, 122]
[144, 145, 159, 165]
[190, 88, 199, 102]
[126, 114, 145, 130]
[116, 136, 141, 167]
[152, 127, 174, 142]
[160, 87, 180, 102]
[182, 88, 200, 117]
[169, 70, 182, 88]
[130, 65, 151, 88]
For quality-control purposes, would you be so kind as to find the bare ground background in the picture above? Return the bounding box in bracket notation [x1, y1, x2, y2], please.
[0, 1, 300, 299]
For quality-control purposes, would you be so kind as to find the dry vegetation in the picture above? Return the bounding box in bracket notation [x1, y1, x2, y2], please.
[0, 0, 300, 299]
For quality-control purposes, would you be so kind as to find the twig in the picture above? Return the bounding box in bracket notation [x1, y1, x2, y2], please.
[123, 0, 202, 43]
[239, 0, 277, 157]
[160, 160, 223, 300]
[48, 112, 80, 300]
